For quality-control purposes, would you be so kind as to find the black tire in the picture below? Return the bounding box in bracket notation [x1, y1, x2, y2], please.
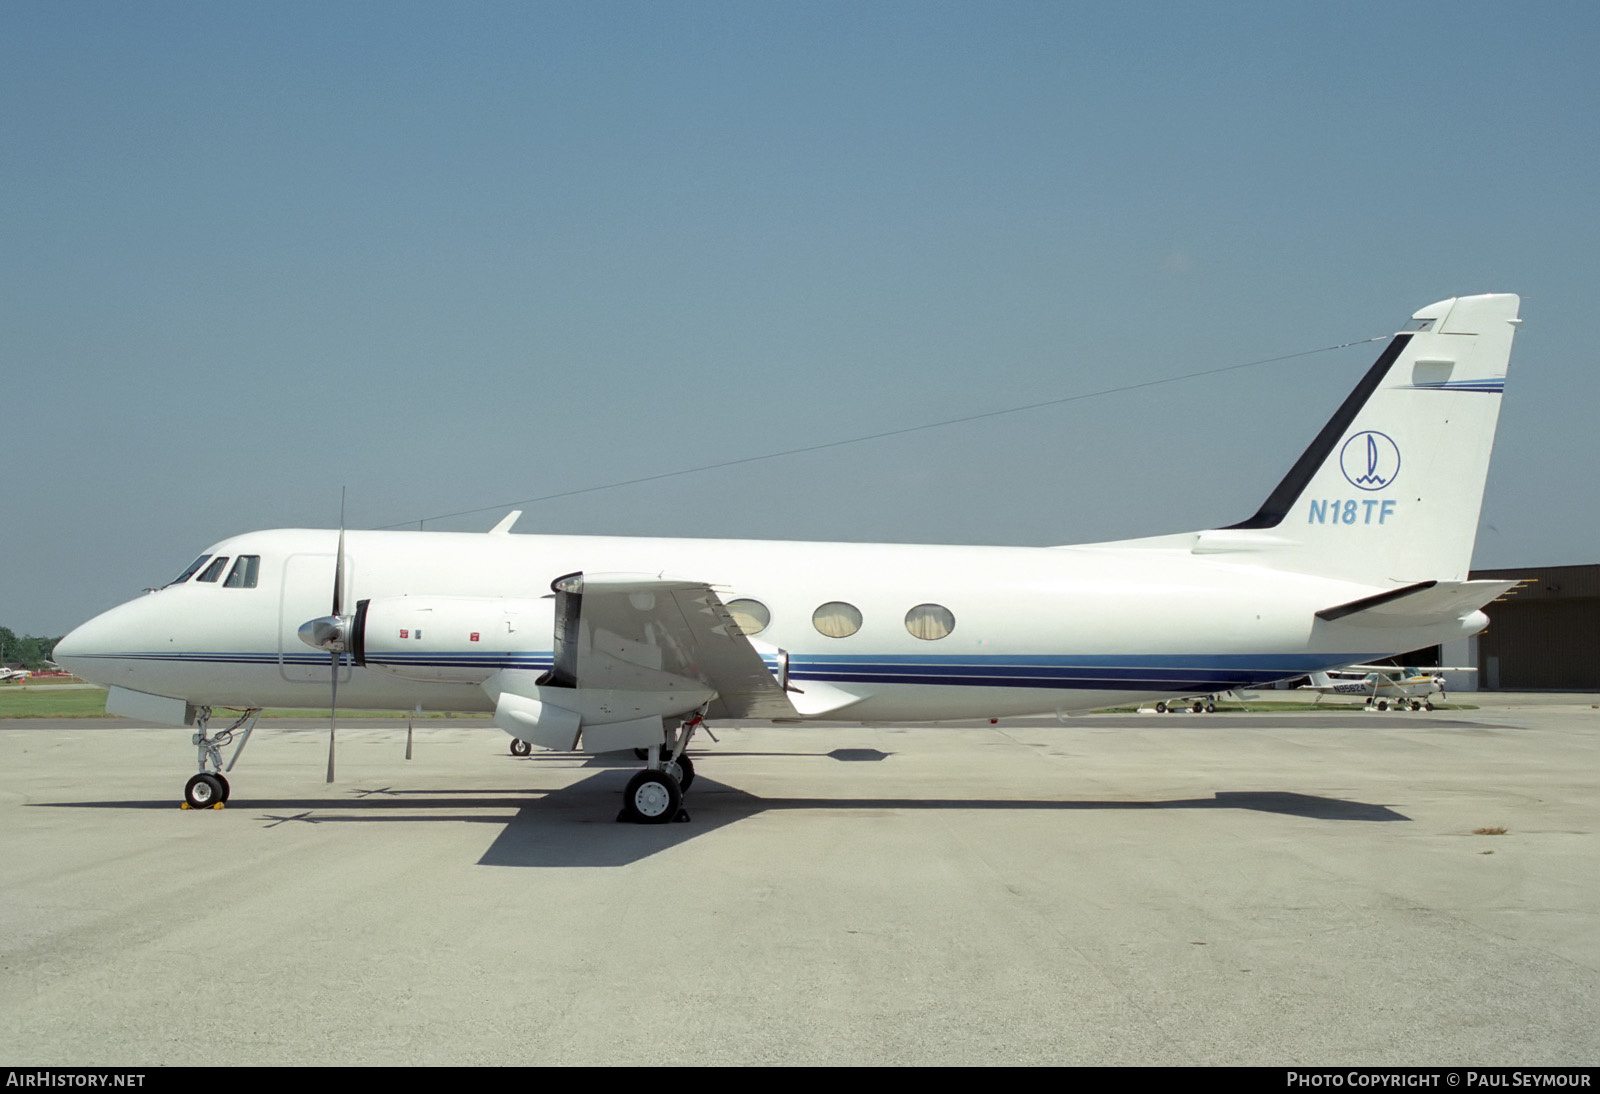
[622, 769, 682, 824]
[1192, 701, 1204, 713]
[1377, 700, 1389, 711]
[1204, 702, 1216, 714]
[184, 773, 224, 809]
[1425, 700, 1435, 711]
[214, 773, 231, 802]
[1411, 700, 1423, 712]
[665, 752, 695, 792]
[509, 738, 532, 757]
[1154, 702, 1167, 714]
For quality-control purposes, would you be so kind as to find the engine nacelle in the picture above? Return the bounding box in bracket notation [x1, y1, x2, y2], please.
[492, 689, 583, 751]
[483, 668, 715, 753]
[353, 595, 554, 683]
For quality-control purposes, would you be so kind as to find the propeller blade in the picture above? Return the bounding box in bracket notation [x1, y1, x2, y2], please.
[326, 490, 348, 783]
[332, 525, 346, 619]
[327, 652, 338, 783]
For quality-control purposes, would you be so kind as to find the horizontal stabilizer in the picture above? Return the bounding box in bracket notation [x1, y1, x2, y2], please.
[1315, 579, 1518, 628]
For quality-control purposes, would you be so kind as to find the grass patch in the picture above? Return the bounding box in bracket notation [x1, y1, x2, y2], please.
[0, 688, 113, 718]
[0, 686, 477, 721]
[4, 685, 1479, 721]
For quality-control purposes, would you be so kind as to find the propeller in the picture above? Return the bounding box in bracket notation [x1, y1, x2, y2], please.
[296, 497, 350, 783]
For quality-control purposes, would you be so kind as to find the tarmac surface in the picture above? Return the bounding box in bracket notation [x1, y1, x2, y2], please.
[2, 695, 1597, 1065]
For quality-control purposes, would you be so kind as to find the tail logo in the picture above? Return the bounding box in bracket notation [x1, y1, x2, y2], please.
[1339, 431, 1401, 491]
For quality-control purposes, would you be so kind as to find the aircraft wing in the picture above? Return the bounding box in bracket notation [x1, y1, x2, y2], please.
[1342, 664, 1479, 674]
[550, 572, 799, 720]
[1314, 579, 1519, 627]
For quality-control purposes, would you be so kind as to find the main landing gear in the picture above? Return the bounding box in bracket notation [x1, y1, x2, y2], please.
[618, 715, 702, 824]
[182, 707, 262, 809]
[1365, 698, 1435, 712]
[1153, 696, 1218, 714]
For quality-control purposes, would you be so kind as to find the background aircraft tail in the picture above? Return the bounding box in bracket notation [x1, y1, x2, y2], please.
[1213, 293, 1521, 586]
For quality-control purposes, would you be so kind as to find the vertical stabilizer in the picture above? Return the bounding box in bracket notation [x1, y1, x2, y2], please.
[1221, 294, 1520, 585]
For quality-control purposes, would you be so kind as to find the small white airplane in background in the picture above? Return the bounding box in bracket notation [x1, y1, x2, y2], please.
[1298, 665, 1476, 710]
[0, 667, 33, 683]
[54, 293, 1524, 822]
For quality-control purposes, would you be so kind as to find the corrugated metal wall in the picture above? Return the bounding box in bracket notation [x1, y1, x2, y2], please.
[1472, 565, 1600, 690]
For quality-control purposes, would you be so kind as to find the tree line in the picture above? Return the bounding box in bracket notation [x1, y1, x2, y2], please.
[0, 627, 61, 669]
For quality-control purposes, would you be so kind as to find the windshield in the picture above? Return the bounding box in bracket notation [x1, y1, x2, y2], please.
[166, 555, 212, 587]
[223, 555, 260, 588]
[195, 557, 229, 583]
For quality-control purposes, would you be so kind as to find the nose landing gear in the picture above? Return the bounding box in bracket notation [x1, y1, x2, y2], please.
[184, 772, 227, 809]
[181, 707, 261, 809]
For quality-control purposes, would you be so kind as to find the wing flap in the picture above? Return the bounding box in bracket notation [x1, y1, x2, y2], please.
[553, 572, 799, 719]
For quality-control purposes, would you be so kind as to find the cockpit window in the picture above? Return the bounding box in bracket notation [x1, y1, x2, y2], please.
[168, 555, 212, 586]
[195, 556, 230, 583]
[223, 555, 260, 588]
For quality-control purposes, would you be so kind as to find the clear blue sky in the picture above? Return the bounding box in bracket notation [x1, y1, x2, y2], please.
[4, 1, 1596, 635]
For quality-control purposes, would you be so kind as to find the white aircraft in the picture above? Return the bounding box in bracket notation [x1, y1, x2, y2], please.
[0, 667, 33, 683]
[54, 293, 1523, 822]
[1298, 665, 1476, 710]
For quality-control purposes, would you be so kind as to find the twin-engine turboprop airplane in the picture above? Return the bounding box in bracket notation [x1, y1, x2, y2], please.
[54, 293, 1524, 822]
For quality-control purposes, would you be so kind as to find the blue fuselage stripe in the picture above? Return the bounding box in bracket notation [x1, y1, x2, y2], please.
[71, 650, 1357, 693]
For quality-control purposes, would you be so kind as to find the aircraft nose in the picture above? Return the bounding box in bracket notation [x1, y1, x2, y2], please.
[52, 620, 93, 679]
[52, 601, 144, 685]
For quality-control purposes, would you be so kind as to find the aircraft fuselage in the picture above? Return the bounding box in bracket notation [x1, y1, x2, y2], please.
[57, 527, 1479, 721]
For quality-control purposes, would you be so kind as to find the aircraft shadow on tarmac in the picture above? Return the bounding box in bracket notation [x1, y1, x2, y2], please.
[35, 757, 1410, 868]
[479, 778, 1410, 868]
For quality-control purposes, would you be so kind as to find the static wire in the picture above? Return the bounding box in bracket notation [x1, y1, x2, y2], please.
[377, 334, 1392, 530]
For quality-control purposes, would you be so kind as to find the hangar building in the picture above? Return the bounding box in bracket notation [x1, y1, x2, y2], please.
[1469, 564, 1600, 690]
[1437, 564, 1600, 691]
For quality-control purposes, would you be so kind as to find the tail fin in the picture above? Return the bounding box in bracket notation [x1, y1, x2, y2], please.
[1215, 293, 1520, 585]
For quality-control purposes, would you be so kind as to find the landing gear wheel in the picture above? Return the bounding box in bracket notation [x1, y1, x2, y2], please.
[213, 773, 230, 802]
[621, 769, 683, 824]
[1411, 700, 1423, 711]
[664, 752, 695, 792]
[509, 738, 532, 757]
[1192, 701, 1204, 714]
[1154, 702, 1167, 714]
[1204, 702, 1216, 714]
[1376, 700, 1389, 711]
[1424, 700, 1435, 711]
[184, 773, 224, 809]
